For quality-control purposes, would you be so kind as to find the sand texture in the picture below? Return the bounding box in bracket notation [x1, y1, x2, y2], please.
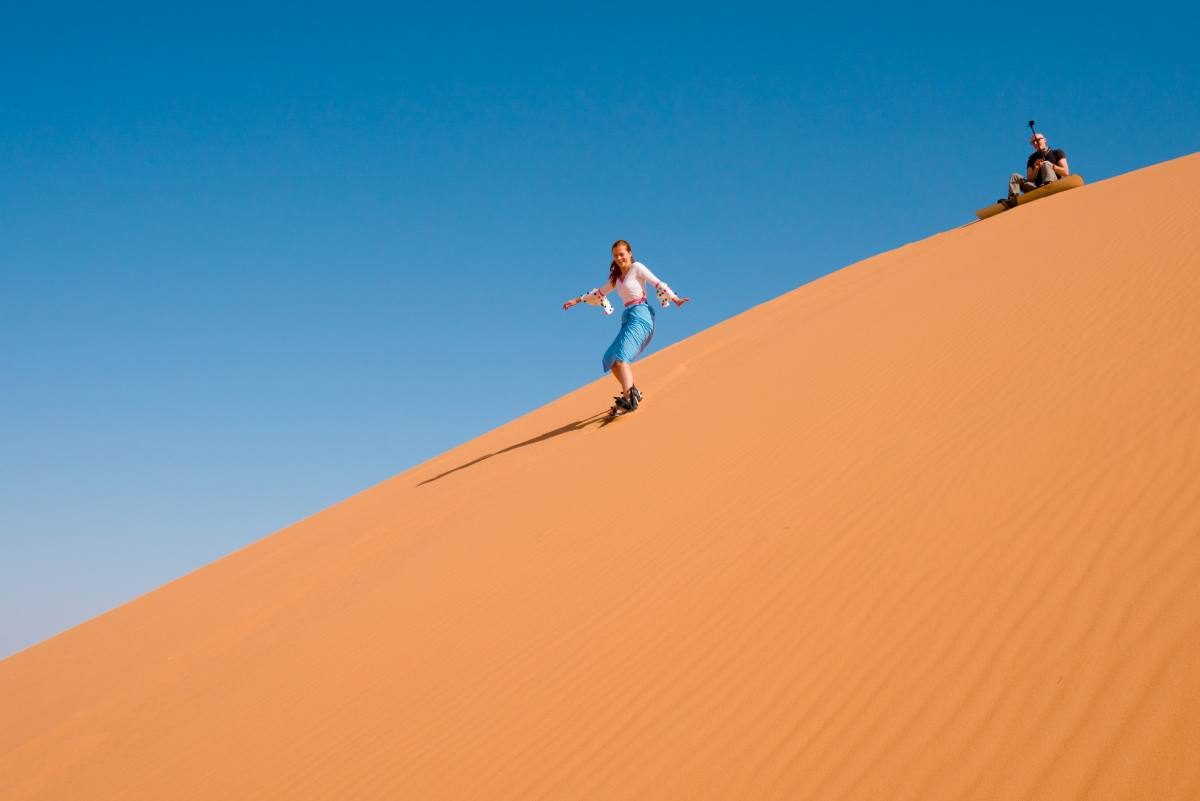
[4, 153, 1200, 800]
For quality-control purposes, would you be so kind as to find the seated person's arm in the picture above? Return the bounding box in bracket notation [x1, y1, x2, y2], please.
[1052, 156, 1069, 177]
[1027, 161, 1040, 181]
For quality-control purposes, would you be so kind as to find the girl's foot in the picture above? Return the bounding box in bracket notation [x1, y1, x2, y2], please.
[610, 386, 644, 417]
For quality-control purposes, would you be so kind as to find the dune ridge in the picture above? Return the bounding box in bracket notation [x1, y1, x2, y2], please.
[3, 153, 1200, 800]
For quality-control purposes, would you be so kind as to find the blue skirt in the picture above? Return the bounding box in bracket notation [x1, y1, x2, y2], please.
[602, 302, 655, 373]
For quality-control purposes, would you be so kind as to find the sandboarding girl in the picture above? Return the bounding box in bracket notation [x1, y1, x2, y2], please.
[562, 239, 689, 415]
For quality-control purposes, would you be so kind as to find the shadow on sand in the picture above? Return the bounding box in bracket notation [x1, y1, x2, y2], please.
[417, 409, 620, 486]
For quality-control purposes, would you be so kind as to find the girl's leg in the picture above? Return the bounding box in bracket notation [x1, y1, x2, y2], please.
[610, 361, 633, 394]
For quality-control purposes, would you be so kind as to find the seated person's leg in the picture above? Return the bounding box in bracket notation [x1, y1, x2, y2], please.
[1009, 172, 1028, 199]
[1037, 161, 1059, 185]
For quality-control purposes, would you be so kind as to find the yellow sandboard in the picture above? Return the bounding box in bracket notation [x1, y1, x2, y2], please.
[976, 173, 1085, 220]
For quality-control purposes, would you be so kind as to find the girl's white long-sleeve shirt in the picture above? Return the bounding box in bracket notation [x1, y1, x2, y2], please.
[601, 261, 673, 305]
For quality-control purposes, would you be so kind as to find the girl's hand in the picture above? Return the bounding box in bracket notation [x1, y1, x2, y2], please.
[563, 299, 579, 310]
[673, 296, 691, 307]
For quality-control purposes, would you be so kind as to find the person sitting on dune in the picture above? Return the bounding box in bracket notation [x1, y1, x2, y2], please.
[1004, 132, 1069, 207]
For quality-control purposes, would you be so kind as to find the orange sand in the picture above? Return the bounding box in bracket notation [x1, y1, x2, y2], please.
[3, 154, 1200, 800]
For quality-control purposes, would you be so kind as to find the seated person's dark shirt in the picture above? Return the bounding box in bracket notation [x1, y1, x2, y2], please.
[1027, 148, 1067, 185]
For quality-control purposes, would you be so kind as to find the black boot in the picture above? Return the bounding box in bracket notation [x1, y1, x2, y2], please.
[610, 395, 633, 416]
[626, 386, 641, 410]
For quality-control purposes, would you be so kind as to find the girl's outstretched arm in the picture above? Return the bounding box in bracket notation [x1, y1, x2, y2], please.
[658, 284, 691, 307]
[563, 284, 614, 314]
[637, 263, 690, 307]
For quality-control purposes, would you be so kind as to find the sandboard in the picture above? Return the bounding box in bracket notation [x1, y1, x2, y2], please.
[976, 173, 1085, 220]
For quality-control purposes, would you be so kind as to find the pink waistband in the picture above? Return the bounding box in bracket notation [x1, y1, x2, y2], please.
[624, 297, 647, 308]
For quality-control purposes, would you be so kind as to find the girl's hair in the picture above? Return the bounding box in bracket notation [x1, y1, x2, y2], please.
[609, 239, 633, 286]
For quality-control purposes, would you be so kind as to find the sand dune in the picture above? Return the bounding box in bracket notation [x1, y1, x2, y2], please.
[3, 153, 1200, 800]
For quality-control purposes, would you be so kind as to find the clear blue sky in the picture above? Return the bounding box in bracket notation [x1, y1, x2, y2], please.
[3, 2, 1197, 657]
